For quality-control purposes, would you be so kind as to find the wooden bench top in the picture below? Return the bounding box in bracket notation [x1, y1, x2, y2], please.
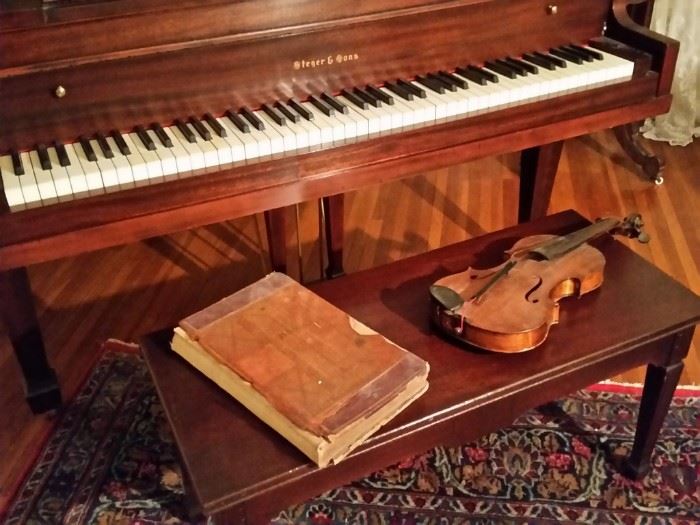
[140, 210, 700, 524]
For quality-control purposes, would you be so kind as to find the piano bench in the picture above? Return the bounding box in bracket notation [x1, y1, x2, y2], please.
[140, 210, 700, 524]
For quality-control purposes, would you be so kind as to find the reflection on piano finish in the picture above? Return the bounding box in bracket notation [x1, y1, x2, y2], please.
[0, 0, 679, 412]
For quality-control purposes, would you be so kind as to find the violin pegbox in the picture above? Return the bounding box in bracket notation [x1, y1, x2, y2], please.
[605, 214, 650, 244]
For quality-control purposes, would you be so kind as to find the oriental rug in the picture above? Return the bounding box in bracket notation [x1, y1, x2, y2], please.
[2, 348, 699, 525]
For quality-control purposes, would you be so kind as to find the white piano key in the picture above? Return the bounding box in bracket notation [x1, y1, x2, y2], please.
[28, 150, 59, 205]
[283, 117, 311, 150]
[333, 109, 360, 139]
[302, 103, 337, 144]
[250, 111, 284, 155]
[291, 115, 322, 147]
[89, 139, 120, 192]
[0, 155, 25, 211]
[342, 97, 382, 135]
[200, 121, 235, 166]
[74, 143, 106, 195]
[147, 130, 179, 179]
[62, 144, 90, 197]
[118, 135, 150, 185]
[217, 118, 261, 161]
[105, 137, 135, 189]
[257, 112, 297, 152]
[46, 147, 74, 201]
[125, 133, 164, 183]
[159, 127, 193, 176]
[188, 129, 220, 170]
[169, 126, 207, 172]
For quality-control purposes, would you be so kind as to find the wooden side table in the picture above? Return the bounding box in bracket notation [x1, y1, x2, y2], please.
[141, 210, 700, 524]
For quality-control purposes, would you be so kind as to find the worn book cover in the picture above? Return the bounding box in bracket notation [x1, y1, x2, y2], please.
[171, 272, 429, 466]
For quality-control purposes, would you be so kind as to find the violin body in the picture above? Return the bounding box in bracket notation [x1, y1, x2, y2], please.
[430, 235, 607, 353]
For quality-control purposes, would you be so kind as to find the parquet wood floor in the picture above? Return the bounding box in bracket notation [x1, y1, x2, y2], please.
[0, 130, 698, 510]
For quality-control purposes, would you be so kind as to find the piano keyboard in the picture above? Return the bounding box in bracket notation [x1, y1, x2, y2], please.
[1, 45, 633, 212]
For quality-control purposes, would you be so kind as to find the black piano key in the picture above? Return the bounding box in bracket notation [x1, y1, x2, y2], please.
[288, 98, 314, 121]
[550, 48, 583, 65]
[468, 65, 499, 83]
[204, 113, 227, 137]
[10, 151, 24, 175]
[571, 43, 603, 60]
[136, 125, 158, 149]
[484, 60, 517, 79]
[397, 79, 427, 98]
[438, 71, 468, 89]
[189, 117, 212, 140]
[225, 110, 251, 132]
[54, 141, 71, 166]
[174, 119, 196, 143]
[152, 123, 173, 147]
[261, 103, 286, 126]
[415, 75, 446, 94]
[341, 89, 369, 110]
[534, 51, 566, 68]
[308, 94, 335, 116]
[562, 45, 593, 62]
[454, 67, 488, 85]
[384, 81, 414, 101]
[365, 85, 394, 105]
[506, 57, 538, 75]
[353, 88, 382, 108]
[240, 107, 266, 130]
[274, 102, 300, 123]
[427, 72, 457, 91]
[36, 144, 51, 170]
[95, 133, 114, 158]
[79, 136, 97, 162]
[497, 58, 527, 76]
[522, 53, 556, 71]
[321, 92, 350, 114]
[110, 131, 131, 155]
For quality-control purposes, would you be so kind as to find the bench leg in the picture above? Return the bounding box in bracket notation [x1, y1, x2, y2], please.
[264, 208, 287, 274]
[0, 267, 62, 413]
[623, 328, 693, 480]
[322, 194, 345, 279]
[518, 141, 564, 223]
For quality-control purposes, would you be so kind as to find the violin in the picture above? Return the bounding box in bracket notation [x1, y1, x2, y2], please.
[429, 215, 649, 353]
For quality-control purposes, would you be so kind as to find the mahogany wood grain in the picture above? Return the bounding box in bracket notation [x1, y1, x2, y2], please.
[263, 209, 287, 274]
[608, 0, 678, 96]
[0, 268, 61, 412]
[322, 194, 345, 279]
[141, 210, 700, 523]
[518, 141, 564, 223]
[0, 0, 610, 151]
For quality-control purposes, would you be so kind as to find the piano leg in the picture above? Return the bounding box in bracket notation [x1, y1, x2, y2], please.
[518, 141, 564, 223]
[0, 267, 62, 413]
[264, 208, 287, 273]
[322, 194, 345, 279]
[613, 122, 665, 185]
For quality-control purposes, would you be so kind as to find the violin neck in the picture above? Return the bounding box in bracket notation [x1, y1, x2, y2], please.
[532, 218, 620, 261]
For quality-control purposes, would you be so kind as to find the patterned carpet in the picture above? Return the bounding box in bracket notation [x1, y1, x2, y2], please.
[2, 348, 699, 524]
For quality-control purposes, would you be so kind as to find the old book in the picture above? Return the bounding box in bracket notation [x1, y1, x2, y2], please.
[170, 272, 429, 467]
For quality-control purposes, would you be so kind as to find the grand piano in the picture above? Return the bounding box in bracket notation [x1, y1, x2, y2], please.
[0, 0, 677, 413]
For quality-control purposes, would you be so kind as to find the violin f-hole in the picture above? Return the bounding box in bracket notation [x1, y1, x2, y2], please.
[525, 277, 543, 303]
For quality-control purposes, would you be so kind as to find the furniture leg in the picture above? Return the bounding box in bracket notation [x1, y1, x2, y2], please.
[0, 267, 61, 413]
[322, 194, 345, 279]
[518, 141, 564, 223]
[613, 122, 665, 185]
[623, 328, 693, 480]
[264, 208, 287, 273]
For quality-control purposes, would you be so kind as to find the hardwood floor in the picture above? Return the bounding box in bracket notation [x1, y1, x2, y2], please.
[0, 130, 698, 510]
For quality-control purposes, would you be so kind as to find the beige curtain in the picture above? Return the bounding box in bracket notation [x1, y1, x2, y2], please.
[641, 0, 699, 146]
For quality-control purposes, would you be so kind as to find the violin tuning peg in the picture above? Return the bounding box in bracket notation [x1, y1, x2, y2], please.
[637, 231, 651, 244]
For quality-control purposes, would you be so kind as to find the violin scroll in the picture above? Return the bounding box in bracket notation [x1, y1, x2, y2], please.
[605, 213, 650, 243]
